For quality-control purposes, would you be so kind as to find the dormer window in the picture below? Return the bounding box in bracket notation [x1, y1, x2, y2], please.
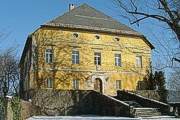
[114, 37, 120, 42]
[59, 30, 64, 34]
[95, 35, 100, 40]
[73, 33, 79, 38]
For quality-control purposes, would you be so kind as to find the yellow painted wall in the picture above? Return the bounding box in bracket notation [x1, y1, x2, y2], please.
[29, 27, 152, 95]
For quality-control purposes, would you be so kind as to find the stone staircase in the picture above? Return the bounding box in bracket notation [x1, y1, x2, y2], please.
[132, 108, 161, 117]
[116, 90, 172, 117]
[124, 101, 163, 117]
[124, 101, 142, 108]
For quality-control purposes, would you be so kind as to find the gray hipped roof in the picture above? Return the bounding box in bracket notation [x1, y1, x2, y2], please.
[43, 3, 142, 36]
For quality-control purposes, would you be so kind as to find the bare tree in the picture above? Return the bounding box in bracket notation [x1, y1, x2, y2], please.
[167, 64, 180, 101]
[111, 0, 180, 100]
[0, 30, 11, 43]
[0, 30, 20, 96]
[112, 0, 180, 63]
[0, 46, 20, 96]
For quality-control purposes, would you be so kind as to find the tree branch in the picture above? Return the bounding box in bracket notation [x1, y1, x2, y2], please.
[174, 57, 180, 63]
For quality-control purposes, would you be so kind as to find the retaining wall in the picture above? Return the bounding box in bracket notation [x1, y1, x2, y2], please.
[28, 89, 130, 117]
[117, 90, 170, 114]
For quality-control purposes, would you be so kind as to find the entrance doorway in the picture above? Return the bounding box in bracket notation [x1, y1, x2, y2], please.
[94, 78, 102, 93]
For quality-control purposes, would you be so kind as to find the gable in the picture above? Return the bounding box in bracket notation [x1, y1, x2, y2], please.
[43, 4, 142, 36]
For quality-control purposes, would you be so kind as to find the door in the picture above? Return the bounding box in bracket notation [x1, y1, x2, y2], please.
[94, 78, 102, 93]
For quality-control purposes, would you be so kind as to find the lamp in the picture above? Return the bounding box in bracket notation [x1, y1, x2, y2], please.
[0, 74, 7, 97]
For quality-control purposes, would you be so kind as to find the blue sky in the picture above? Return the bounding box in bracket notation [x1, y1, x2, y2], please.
[0, 0, 171, 72]
[0, 0, 154, 54]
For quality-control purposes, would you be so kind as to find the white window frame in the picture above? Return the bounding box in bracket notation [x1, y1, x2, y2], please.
[94, 53, 101, 65]
[138, 81, 143, 90]
[115, 54, 121, 67]
[72, 51, 79, 64]
[45, 49, 53, 63]
[116, 80, 121, 89]
[72, 33, 79, 38]
[46, 78, 52, 88]
[73, 79, 79, 89]
[94, 34, 100, 40]
[136, 56, 142, 68]
[114, 37, 120, 42]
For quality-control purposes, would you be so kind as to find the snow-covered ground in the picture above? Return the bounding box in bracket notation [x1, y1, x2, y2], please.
[27, 115, 178, 120]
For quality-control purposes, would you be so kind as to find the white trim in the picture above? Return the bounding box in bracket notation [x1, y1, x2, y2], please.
[72, 33, 79, 38]
[72, 51, 79, 64]
[136, 56, 142, 68]
[73, 79, 79, 89]
[116, 80, 121, 89]
[128, 91, 169, 106]
[36, 38, 151, 51]
[92, 74, 105, 94]
[45, 49, 53, 63]
[115, 54, 121, 67]
[94, 34, 100, 40]
[46, 78, 53, 88]
[37, 68, 146, 75]
[75, 14, 109, 21]
[103, 94, 129, 106]
[59, 30, 64, 34]
[114, 37, 120, 42]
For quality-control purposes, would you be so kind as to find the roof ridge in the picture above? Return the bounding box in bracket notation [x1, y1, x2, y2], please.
[43, 3, 142, 36]
[44, 3, 87, 25]
[81, 4, 136, 32]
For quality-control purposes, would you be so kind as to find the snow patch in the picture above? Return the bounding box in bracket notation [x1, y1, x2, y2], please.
[103, 94, 129, 106]
[127, 91, 169, 106]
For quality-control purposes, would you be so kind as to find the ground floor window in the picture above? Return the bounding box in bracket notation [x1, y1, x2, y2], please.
[73, 79, 79, 89]
[46, 78, 52, 88]
[138, 81, 143, 90]
[116, 80, 121, 89]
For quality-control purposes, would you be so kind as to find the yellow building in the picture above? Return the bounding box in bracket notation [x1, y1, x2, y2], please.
[19, 4, 154, 99]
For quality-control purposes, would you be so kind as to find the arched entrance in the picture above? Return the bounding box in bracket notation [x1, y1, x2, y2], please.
[94, 78, 102, 93]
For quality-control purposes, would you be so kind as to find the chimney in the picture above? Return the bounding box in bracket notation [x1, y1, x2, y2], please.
[69, 4, 75, 10]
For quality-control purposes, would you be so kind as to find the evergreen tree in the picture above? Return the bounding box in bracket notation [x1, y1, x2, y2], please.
[155, 71, 168, 103]
[144, 70, 156, 90]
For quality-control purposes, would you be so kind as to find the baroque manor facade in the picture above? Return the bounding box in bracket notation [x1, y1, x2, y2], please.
[19, 4, 154, 99]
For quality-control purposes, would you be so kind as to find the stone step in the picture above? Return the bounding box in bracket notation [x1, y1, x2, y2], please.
[136, 111, 161, 115]
[133, 108, 161, 117]
[124, 101, 142, 108]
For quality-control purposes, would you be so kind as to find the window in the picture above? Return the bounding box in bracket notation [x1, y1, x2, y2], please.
[45, 49, 53, 63]
[94, 35, 100, 40]
[72, 33, 79, 38]
[114, 37, 120, 42]
[46, 78, 52, 88]
[59, 30, 64, 34]
[138, 81, 143, 90]
[116, 80, 121, 89]
[94, 53, 101, 65]
[115, 54, 121, 67]
[73, 79, 79, 89]
[136, 56, 142, 68]
[72, 51, 79, 64]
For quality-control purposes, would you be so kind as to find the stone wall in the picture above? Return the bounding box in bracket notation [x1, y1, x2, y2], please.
[30, 89, 93, 116]
[28, 89, 131, 117]
[20, 101, 36, 120]
[1, 97, 36, 120]
[130, 90, 160, 101]
[92, 91, 130, 117]
[117, 90, 170, 114]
